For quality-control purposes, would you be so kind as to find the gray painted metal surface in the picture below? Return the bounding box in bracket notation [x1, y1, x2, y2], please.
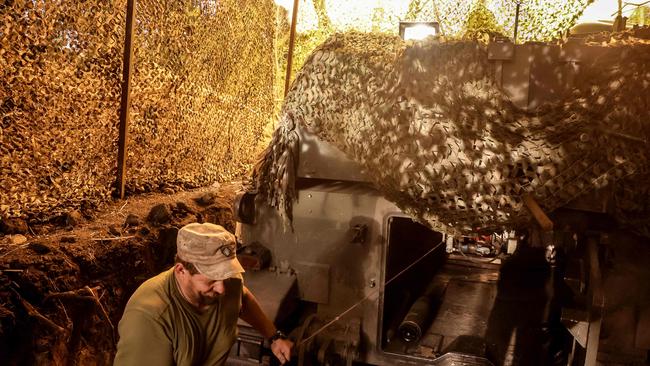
[296, 126, 369, 182]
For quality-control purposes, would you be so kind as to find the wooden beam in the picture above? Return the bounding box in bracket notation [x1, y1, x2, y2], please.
[585, 236, 604, 366]
[513, 1, 520, 44]
[116, 0, 136, 199]
[522, 194, 553, 231]
[284, 0, 300, 97]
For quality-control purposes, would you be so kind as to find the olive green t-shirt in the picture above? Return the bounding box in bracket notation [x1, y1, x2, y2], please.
[114, 268, 243, 366]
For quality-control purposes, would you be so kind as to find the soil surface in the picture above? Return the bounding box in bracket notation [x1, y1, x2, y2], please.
[0, 182, 243, 365]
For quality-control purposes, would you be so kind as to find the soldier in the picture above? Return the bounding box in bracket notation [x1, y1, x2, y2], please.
[114, 222, 293, 365]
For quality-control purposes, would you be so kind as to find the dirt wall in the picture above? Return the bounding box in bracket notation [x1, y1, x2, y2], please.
[0, 185, 239, 365]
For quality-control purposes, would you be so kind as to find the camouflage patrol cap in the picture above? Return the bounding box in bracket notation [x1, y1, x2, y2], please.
[176, 223, 244, 280]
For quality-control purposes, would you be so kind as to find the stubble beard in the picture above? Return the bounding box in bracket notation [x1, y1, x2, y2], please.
[198, 292, 222, 306]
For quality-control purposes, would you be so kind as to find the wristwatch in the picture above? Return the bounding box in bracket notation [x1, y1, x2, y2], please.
[269, 330, 288, 344]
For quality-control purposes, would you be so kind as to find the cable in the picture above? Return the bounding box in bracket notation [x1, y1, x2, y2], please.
[297, 239, 446, 347]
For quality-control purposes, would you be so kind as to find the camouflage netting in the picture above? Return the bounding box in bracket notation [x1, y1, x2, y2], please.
[254, 32, 650, 235]
[1, 0, 126, 220]
[279, 0, 591, 95]
[403, 0, 591, 41]
[0, 0, 276, 221]
[127, 0, 275, 192]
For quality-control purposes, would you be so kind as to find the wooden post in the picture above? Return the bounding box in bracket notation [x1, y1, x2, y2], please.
[284, 0, 299, 97]
[585, 236, 604, 366]
[522, 194, 553, 232]
[613, 0, 626, 32]
[116, 0, 136, 199]
[513, 1, 520, 44]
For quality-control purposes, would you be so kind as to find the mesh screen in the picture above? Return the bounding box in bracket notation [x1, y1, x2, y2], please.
[280, 0, 590, 93]
[1, 0, 276, 220]
[1, 0, 126, 219]
[127, 0, 275, 193]
[403, 0, 590, 41]
[255, 32, 650, 235]
[0, 0, 601, 221]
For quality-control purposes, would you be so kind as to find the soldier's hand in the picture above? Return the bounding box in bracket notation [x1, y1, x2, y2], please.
[271, 338, 293, 365]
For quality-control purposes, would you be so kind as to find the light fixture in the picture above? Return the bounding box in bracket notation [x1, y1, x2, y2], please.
[399, 21, 440, 40]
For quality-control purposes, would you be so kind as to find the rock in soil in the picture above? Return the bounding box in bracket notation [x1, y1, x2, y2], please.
[157, 227, 179, 267]
[147, 204, 171, 225]
[107, 226, 121, 237]
[27, 242, 51, 255]
[0, 218, 28, 235]
[124, 214, 141, 227]
[194, 192, 216, 206]
[10, 234, 28, 245]
[174, 202, 194, 216]
[60, 236, 76, 244]
[63, 210, 84, 227]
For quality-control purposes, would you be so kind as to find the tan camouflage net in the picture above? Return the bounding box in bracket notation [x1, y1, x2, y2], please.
[0, 0, 126, 219]
[127, 0, 276, 193]
[0, 0, 276, 220]
[255, 32, 650, 235]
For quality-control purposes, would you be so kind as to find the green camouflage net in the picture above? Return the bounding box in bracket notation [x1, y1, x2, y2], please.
[0, 0, 276, 220]
[255, 32, 650, 235]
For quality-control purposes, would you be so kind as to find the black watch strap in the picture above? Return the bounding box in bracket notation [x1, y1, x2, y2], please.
[269, 330, 287, 343]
